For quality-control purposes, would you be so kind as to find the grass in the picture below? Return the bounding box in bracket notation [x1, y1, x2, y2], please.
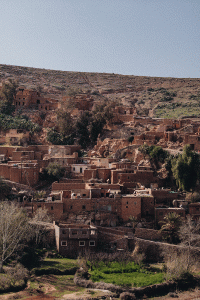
[155, 102, 200, 119]
[39, 258, 78, 271]
[89, 261, 165, 288]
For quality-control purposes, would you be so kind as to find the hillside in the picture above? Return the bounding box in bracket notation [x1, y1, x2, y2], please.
[1, 64, 200, 119]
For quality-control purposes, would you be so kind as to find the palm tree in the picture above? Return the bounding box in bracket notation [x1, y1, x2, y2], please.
[160, 212, 182, 244]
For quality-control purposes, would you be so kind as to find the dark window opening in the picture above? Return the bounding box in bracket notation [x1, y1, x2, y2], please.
[80, 167, 82, 173]
[89, 241, 95, 246]
[82, 205, 86, 210]
[79, 241, 85, 246]
[37, 99, 40, 104]
[106, 193, 109, 197]
[51, 206, 53, 210]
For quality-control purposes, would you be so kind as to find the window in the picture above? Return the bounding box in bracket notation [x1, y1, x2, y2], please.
[80, 167, 82, 173]
[37, 99, 40, 104]
[82, 230, 87, 235]
[70, 205, 73, 210]
[62, 230, 66, 234]
[72, 230, 77, 235]
[127, 176, 129, 179]
[89, 241, 95, 246]
[101, 193, 104, 197]
[134, 202, 137, 205]
[82, 205, 86, 210]
[83, 194, 86, 197]
[79, 241, 85, 246]
[51, 206, 53, 210]
[73, 167, 75, 171]
[23, 102, 24, 106]
[61, 241, 67, 246]
[126, 201, 129, 205]
[126, 206, 128, 208]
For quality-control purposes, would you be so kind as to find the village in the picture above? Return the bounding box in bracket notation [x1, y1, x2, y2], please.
[1, 86, 200, 260]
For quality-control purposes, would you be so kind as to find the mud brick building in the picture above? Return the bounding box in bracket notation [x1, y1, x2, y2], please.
[155, 207, 185, 226]
[15, 88, 59, 111]
[55, 224, 98, 257]
[189, 202, 200, 220]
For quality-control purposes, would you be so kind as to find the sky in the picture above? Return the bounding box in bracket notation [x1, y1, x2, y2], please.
[0, 0, 200, 78]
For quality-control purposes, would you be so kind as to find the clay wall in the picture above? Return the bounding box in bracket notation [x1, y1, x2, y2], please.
[55, 224, 97, 258]
[34, 202, 64, 220]
[52, 182, 85, 191]
[189, 203, 200, 219]
[83, 169, 97, 181]
[141, 196, 155, 218]
[10, 167, 21, 183]
[117, 170, 155, 187]
[0, 164, 10, 179]
[151, 189, 179, 205]
[97, 226, 130, 250]
[62, 190, 71, 199]
[0, 146, 16, 158]
[63, 198, 92, 214]
[12, 151, 35, 161]
[184, 135, 200, 151]
[120, 196, 141, 221]
[97, 168, 111, 182]
[135, 228, 162, 241]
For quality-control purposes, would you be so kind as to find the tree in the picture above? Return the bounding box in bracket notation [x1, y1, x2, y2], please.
[171, 145, 200, 191]
[30, 207, 52, 246]
[179, 216, 200, 272]
[0, 80, 17, 115]
[76, 111, 91, 148]
[162, 216, 200, 280]
[0, 177, 12, 200]
[0, 202, 30, 272]
[45, 162, 65, 182]
[56, 110, 75, 137]
[160, 212, 182, 244]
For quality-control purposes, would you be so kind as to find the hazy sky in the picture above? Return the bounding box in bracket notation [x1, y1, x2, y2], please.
[0, 0, 200, 78]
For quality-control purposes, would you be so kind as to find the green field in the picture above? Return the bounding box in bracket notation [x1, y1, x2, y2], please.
[89, 261, 165, 288]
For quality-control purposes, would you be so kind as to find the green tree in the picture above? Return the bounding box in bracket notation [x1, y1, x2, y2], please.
[160, 212, 182, 244]
[56, 110, 75, 137]
[171, 145, 200, 191]
[45, 162, 65, 182]
[76, 111, 91, 148]
[0, 80, 17, 115]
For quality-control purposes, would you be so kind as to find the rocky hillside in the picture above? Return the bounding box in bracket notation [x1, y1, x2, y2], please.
[1, 64, 200, 119]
